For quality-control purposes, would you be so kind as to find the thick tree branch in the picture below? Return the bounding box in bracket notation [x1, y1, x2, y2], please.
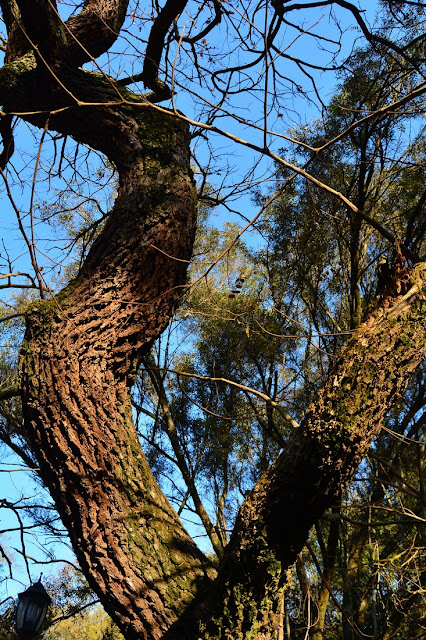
[142, 0, 189, 102]
[0, 0, 17, 32]
[0, 0, 27, 61]
[64, 0, 129, 67]
[0, 113, 14, 168]
[1, 0, 130, 67]
[15, 0, 68, 64]
[194, 265, 426, 638]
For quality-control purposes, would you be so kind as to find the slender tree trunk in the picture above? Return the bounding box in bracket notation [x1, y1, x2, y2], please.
[277, 591, 285, 640]
[143, 352, 225, 559]
[311, 514, 339, 640]
[295, 553, 311, 632]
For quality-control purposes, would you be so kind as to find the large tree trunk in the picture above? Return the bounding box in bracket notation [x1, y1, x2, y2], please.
[193, 275, 426, 639]
[17, 78, 216, 640]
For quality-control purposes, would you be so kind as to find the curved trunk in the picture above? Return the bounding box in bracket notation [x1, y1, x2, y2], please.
[14, 60, 213, 640]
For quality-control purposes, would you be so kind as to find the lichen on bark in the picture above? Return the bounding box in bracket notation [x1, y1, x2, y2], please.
[190, 265, 426, 639]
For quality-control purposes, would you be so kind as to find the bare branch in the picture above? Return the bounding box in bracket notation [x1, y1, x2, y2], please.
[143, 0, 189, 101]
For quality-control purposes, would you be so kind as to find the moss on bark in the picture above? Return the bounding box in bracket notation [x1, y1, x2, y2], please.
[190, 266, 425, 639]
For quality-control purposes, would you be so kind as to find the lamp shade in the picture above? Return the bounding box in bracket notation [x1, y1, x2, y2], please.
[16, 581, 51, 636]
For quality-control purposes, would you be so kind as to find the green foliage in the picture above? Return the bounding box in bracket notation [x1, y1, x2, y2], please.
[43, 566, 124, 640]
[45, 607, 107, 640]
[36, 157, 117, 284]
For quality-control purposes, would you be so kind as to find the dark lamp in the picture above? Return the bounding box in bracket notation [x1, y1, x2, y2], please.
[16, 581, 51, 637]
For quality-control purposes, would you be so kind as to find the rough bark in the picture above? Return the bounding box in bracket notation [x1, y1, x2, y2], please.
[1, 0, 128, 66]
[19, 115, 213, 638]
[194, 272, 426, 639]
[1, 30, 214, 640]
